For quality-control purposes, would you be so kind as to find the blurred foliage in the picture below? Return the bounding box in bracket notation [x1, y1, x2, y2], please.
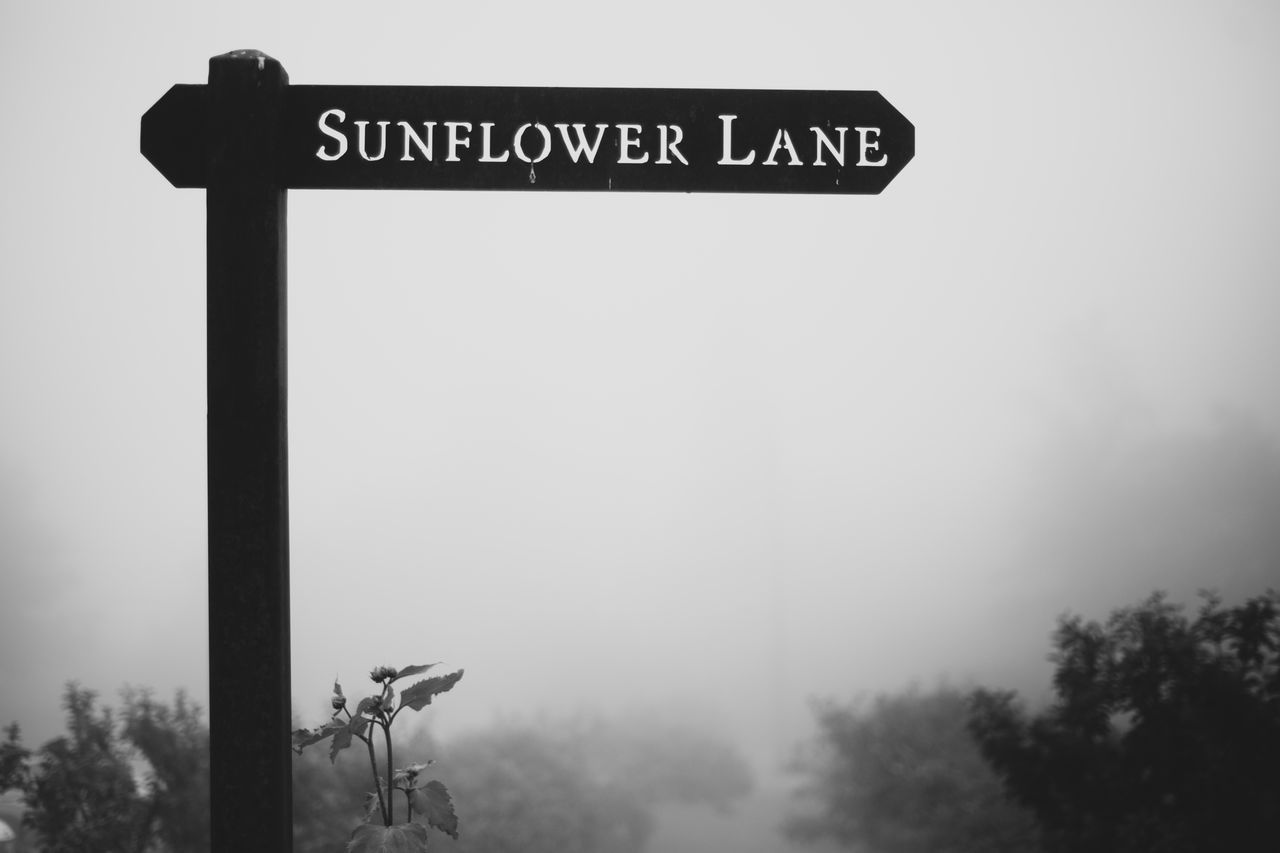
[119, 688, 210, 853]
[3, 685, 210, 853]
[10, 687, 752, 853]
[969, 589, 1280, 852]
[786, 686, 1042, 853]
[435, 724, 651, 853]
[294, 713, 752, 853]
[0, 724, 29, 793]
[0, 723, 33, 851]
[19, 686, 153, 853]
[559, 716, 754, 813]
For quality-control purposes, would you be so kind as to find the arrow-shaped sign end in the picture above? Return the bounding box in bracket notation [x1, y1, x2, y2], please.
[141, 84, 207, 188]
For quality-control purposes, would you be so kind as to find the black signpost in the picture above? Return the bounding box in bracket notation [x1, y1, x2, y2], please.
[141, 49, 913, 851]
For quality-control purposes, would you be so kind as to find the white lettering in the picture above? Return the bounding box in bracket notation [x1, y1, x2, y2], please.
[855, 127, 887, 166]
[445, 122, 472, 162]
[355, 120, 390, 161]
[763, 129, 802, 166]
[479, 122, 510, 162]
[656, 125, 689, 165]
[513, 123, 552, 163]
[316, 109, 348, 161]
[555, 123, 609, 164]
[810, 126, 848, 167]
[617, 124, 649, 164]
[718, 115, 755, 165]
[399, 121, 436, 161]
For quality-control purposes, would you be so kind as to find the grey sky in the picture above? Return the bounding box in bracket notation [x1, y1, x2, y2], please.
[3, 0, 1279, 775]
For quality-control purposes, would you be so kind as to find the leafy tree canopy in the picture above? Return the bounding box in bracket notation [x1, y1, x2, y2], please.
[293, 713, 752, 853]
[786, 686, 1041, 853]
[437, 715, 752, 853]
[22, 685, 153, 853]
[120, 687, 210, 853]
[4, 684, 211, 853]
[1, 723, 28, 793]
[969, 589, 1280, 852]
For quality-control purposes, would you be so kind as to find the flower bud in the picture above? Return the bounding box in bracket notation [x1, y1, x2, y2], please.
[369, 666, 398, 683]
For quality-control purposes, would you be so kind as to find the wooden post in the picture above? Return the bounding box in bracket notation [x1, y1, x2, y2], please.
[205, 49, 291, 852]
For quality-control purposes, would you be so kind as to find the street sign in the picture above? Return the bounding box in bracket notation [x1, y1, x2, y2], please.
[139, 49, 915, 853]
[144, 83, 913, 193]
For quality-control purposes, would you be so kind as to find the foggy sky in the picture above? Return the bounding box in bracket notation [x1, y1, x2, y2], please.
[3, 0, 1280, 776]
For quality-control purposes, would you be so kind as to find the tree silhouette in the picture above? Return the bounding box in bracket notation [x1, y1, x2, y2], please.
[4, 686, 212, 853]
[22, 686, 152, 853]
[786, 686, 1041, 852]
[969, 590, 1280, 852]
[120, 689, 210, 853]
[0, 723, 28, 793]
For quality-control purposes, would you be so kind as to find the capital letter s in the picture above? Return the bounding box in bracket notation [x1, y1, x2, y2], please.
[317, 109, 348, 161]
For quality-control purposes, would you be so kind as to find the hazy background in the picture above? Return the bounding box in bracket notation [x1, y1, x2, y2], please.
[3, 0, 1279, 833]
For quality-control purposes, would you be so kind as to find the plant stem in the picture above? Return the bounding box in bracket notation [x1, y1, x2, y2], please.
[405, 789, 414, 823]
[364, 731, 388, 825]
[383, 716, 395, 824]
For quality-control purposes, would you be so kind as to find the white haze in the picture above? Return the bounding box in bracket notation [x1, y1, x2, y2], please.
[3, 0, 1280, 803]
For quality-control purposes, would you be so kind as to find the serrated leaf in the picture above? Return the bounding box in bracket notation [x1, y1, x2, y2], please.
[413, 780, 459, 840]
[398, 670, 465, 712]
[330, 719, 355, 763]
[347, 822, 430, 853]
[290, 729, 318, 754]
[292, 719, 345, 754]
[391, 663, 439, 683]
[363, 791, 382, 823]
